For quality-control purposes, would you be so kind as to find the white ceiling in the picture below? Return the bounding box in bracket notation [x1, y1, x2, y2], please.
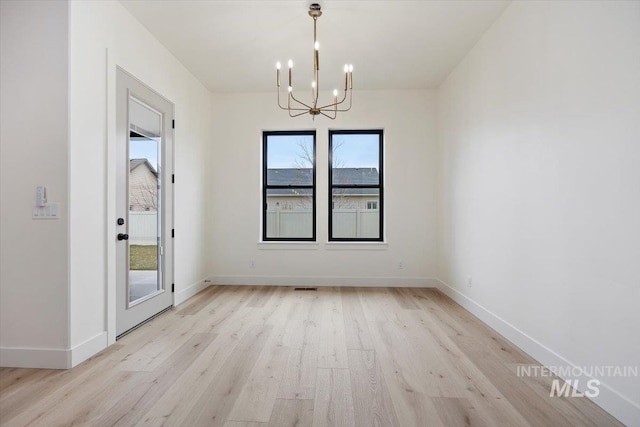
[120, 0, 510, 93]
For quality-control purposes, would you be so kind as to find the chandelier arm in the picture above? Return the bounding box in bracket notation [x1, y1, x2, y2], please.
[289, 109, 311, 118]
[319, 110, 336, 120]
[317, 98, 344, 110]
[281, 88, 309, 110]
[289, 91, 312, 109]
[335, 101, 353, 112]
[334, 100, 353, 112]
[335, 88, 350, 106]
[286, 92, 306, 113]
[277, 86, 290, 110]
[285, 106, 313, 112]
[317, 88, 350, 110]
[316, 100, 339, 111]
[334, 89, 353, 112]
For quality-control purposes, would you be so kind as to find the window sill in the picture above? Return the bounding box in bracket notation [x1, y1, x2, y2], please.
[324, 242, 388, 251]
[257, 242, 320, 250]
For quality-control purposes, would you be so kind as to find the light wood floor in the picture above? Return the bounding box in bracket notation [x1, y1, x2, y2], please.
[0, 286, 622, 427]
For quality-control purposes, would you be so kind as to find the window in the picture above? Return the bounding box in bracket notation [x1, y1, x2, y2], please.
[263, 131, 316, 241]
[329, 130, 383, 241]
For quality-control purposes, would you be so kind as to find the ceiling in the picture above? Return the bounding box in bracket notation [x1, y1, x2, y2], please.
[120, 0, 510, 93]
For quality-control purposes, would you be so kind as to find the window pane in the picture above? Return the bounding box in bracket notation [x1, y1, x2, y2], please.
[266, 189, 313, 238]
[329, 130, 382, 241]
[332, 189, 380, 239]
[263, 131, 315, 241]
[128, 97, 162, 303]
[331, 133, 379, 185]
[267, 134, 314, 185]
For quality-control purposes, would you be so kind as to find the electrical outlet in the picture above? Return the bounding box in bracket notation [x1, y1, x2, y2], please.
[250, 260, 255, 268]
[467, 276, 473, 287]
[398, 260, 404, 270]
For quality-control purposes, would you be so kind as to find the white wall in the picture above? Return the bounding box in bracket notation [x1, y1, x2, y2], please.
[210, 90, 438, 286]
[68, 0, 212, 361]
[0, 0, 70, 368]
[436, 2, 640, 424]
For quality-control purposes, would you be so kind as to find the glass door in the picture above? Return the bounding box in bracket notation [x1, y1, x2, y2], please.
[116, 68, 173, 337]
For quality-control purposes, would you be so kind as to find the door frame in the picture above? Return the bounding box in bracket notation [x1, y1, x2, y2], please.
[106, 55, 175, 344]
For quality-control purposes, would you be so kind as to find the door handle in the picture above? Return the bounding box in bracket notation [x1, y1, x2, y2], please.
[117, 233, 129, 241]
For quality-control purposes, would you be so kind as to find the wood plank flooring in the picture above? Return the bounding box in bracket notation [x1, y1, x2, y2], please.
[0, 286, 623, 427]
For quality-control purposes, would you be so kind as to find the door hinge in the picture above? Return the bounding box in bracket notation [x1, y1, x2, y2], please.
[172, 119, 175, 129]
[171, 283, 175, 293]
[171, 229, 174, 238]
[172, 174, 175, 184]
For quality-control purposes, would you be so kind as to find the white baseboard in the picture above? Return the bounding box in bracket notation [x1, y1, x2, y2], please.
[70, 332, 107, 367]
[175, 278, 210, 306]
[1, 331, 109, 369]
[208, 275, 438, 288]
[437, 279, 640, 427]
[0, 346, 69, 369]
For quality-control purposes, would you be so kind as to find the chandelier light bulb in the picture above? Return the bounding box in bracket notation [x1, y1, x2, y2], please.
[344, 64, 349, 73]
[312, 81, 316, 88]
[288, 86, 293, 92]
[333, 89, 338, 97]
[288, 60, 293, 68]
[276, 61, 281, 70]
[314, 41, 320, 50]
[349, 64, 353, 73]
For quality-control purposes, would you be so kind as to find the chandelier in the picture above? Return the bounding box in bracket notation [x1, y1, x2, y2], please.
[276, 3, 353, 119]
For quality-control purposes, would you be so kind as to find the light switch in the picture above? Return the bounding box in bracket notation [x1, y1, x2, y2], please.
[32, 203, 60, 220]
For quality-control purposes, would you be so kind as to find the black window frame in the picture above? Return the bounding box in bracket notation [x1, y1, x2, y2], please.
[262, 130, 316, 242]
[328, 129, 384, 242]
